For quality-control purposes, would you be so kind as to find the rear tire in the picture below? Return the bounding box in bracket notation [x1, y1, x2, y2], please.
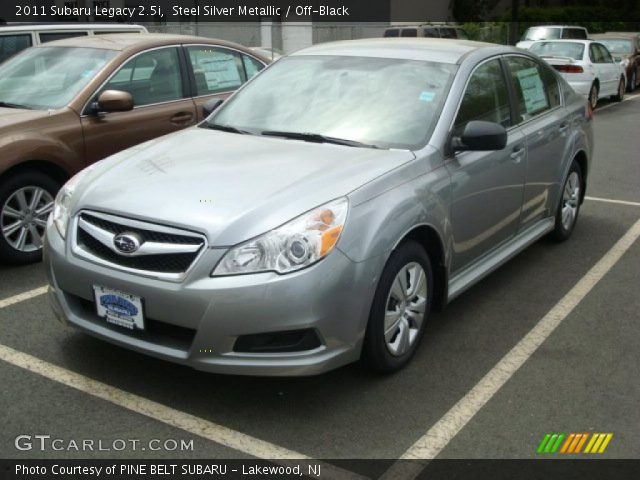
[627, 71, 636, 92]
[550, 160, 583, 243]
[362, 240, 433, 373]
[0, 171, 60, 265]
[588, 83, 599, 110]
[612, 77, 625, 101]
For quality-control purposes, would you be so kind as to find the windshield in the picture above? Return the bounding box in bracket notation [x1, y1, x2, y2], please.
[208, 55, 456, 150]
[523, 27, 561, 41]
[530, 41, 585, 60]
[0, 47, 116, 110]
[597, 39, 633, 55]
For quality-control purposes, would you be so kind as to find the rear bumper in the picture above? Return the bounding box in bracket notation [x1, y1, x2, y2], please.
[44, 218, 382, 376]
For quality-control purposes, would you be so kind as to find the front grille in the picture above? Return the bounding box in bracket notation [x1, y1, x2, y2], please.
[75, 212, 205, 276]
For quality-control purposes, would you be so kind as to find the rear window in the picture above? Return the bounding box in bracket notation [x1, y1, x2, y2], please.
[523, 27, 561, 41]
[0, 34, 32, 64]
[39, 31, 88, 43]
[530, 41, 585, 60]
[401, 28, 418, 37]
[562, 28, 587, 40]
[383, 29, 400, 38]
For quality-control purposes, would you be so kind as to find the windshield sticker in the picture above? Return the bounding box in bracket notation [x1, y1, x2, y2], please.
[419, 91, 436, 102]
[516, 67, 548, 113]
[81, 70, 95, 78]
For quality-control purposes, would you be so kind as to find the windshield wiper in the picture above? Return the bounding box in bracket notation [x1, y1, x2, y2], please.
[201, 123, 251, 134]
[260, 130, 383, 149]
[0, 101, 32, 110]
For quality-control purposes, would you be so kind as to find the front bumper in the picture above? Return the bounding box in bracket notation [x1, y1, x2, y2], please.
[44, 218, 382, 376]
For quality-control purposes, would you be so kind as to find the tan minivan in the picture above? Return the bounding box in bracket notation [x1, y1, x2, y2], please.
[0, 33, 268, 264]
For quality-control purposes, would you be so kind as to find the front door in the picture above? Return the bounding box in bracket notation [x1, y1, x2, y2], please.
[447, 58, 527, 273]
[81, 46, 196, 164]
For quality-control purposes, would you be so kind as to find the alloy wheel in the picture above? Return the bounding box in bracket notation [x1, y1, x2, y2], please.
[384, 262, 428, 356]
[561, 171, 580, 231]
[1, 186, 54, 253]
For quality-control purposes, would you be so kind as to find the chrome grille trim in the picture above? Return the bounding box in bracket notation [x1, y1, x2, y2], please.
[71, 210, 207, 282]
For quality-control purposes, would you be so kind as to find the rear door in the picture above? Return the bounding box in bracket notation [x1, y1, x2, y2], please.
[184, 45, 266, 121]
[589, 43, 618, 95]
[595, 43, 621, 95]
[81, 46, 197, 163]
[503, 55, 572, 229]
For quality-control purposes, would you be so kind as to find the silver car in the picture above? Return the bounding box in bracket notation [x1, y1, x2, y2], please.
[44, 39, 594, 376]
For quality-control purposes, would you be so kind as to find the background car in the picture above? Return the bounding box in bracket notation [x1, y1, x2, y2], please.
[517, 25, 588, 50]
[0, 23, 147, 64]
[591, 32, 640, 91]
[0, 33, 268, 264]
[45, 38, 592, 376]
[530, 39, 626, 109]
[384, 24, 468, 39]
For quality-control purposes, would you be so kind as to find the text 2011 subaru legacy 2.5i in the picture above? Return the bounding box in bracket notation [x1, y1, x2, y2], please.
[45, 39, 593, 375]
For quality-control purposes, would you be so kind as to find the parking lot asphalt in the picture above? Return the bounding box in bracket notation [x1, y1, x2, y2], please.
[1, 94, 639, 475]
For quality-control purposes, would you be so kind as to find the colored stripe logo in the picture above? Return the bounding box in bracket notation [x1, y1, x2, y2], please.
[537, 433, 613, 454]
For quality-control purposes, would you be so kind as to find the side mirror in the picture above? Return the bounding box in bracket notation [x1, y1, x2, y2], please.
[93, 90, 133, 114]
[203, 98, 223, 118]
[452, 121, 507, 152]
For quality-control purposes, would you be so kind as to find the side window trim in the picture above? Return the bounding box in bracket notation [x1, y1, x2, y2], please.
[82, 45, 186, 116]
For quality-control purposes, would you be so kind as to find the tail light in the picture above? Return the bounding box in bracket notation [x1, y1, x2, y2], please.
[553, 65, 584, 73]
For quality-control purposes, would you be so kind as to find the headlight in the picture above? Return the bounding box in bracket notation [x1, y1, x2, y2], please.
[212, 197, 348, 276]
[621, 58, 630, 68]
[51, 166, 95, 238]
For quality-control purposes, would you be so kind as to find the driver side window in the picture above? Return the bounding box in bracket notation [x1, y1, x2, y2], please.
[98, 47, 184, 107]
[454, 59, 511, 136]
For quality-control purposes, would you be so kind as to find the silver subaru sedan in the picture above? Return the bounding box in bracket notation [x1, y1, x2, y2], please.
[44, 39, 593, 376]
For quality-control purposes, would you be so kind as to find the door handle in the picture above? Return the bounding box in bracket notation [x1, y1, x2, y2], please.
[170, 111, 194, 126]
[558, 121, 569, 133]
[510, 146, 525, 162]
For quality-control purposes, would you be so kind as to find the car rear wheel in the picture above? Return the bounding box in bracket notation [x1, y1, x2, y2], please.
[362, 240, 433, 373]
[0, 171, 60, 264]
[612, 77, 625, 101]
[550, 161, 583, 242]
[588, 83, 599, 110]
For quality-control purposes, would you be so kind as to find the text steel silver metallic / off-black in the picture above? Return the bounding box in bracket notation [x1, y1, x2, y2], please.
[45, 39, 594, 375]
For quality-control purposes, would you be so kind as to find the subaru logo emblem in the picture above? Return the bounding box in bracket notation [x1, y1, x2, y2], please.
[113, 232, 141, 254]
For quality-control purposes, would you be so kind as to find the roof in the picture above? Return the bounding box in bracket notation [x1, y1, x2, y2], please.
[291, 38, 500, 64]
[34, 33, 249, 53]
[0, 24, 145, 32]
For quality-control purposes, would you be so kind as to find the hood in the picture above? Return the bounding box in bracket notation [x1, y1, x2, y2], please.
[0, 107, 53, 130]
[76, 127, 415, 246]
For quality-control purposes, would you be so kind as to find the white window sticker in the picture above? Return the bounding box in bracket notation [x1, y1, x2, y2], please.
[516, 67, 548, 113]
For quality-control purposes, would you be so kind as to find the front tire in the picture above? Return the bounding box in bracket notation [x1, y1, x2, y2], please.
[627, 71, 636, 92]
[550, 161, 583, 242]
[362, 240, 433, 373]
[0, 171, 59, 265]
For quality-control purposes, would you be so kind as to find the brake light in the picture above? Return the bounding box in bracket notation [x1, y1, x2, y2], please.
[553, 65, 584, 73]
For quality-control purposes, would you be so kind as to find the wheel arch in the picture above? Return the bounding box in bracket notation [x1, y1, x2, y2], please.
[0, 160, 70, 186]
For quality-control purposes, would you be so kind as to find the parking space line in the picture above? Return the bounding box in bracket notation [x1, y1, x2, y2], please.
[586, 196, 640, 207]
[380, 218, 640, 479]
[0, 344, 367, 480]
[0, 286, 48, 309]
[596, 92, 640, 112]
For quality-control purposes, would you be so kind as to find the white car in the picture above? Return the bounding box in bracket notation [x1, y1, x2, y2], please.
[516, 25, 588, 50]
[530, 39, 626, 109]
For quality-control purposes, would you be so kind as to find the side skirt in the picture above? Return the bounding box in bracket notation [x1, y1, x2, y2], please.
[447, 217, 555, 302]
